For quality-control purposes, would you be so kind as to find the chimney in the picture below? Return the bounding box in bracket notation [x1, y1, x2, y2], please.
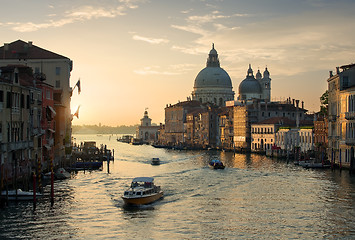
[4, 43, 9, 51]
[301, 101, 304, 109]
[336, 67, 340, 74]
[296, 99, 300, 108]
[292, 99, 295, 106]
[329, 71, 333, 77]
[28, 41, 33, 47]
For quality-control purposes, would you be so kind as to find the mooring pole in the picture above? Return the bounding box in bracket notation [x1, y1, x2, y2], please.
[50, 158, 54, 207]
[33, 172, 36, 210]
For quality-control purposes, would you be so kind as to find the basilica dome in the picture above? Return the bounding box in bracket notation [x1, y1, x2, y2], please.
[194, 66, 232, 89]
[191, 44, 234, 106]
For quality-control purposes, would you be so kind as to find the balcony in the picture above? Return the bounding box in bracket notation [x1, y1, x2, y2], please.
[5, 141, 34, 151]
[345, 112, 355, 120]
[345, 138, 355, 145]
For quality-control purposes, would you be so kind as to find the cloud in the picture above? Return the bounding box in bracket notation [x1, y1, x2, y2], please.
[3, 1, 143, 32]
[134, 64, 198, 75]
[132, 35, 169, 44]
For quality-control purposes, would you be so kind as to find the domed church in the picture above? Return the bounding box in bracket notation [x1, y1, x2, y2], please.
[191, 44, 234, 106]
[238, 64, 271, 102]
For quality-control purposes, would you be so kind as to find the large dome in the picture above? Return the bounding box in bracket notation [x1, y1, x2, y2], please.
[194, 67, 232, 89]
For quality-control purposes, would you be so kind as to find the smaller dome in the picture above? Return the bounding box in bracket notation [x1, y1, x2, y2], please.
[239, 65, 261, 95]
[239, 77, 261, 95]
[209, 43, 217, 55]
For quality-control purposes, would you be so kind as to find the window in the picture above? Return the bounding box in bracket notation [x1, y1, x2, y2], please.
[56, 80, 60, 88]
[14, 73, 18, 83]
[6, 92, 12, 108]
[343, 76, 349, 88]
[46, 90, 51, 99]
[55, 67, 61, 75]
[0, 90, 3, 102]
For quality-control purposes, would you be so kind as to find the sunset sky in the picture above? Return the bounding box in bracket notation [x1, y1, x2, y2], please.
[1, 0, 355, 126]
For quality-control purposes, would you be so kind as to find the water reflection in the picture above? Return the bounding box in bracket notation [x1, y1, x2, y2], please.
[0, 134, 354, 239]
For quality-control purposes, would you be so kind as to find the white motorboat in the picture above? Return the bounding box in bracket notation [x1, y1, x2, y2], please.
[1, 189, 43, 201]
[122, 177, 163, 205]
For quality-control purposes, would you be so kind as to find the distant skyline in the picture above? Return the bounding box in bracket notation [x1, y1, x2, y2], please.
[1, 0, 355, 126]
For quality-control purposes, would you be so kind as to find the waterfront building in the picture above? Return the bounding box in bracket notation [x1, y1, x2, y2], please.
[0, 40, 73, 168]
[327, 63, 355, 169]
[314, 114, 328, 160]
[185, 105, 219, 148]
[230, 99, 310, 151]
[37, 81, 55, 172]
[136, 110, 159, 144]
[251, 117, 295, 153]
[0, 65, 41, 185]
[191, 44, 234, 106]
[217, 106, 234, 150]
[163, 100, 203, 146]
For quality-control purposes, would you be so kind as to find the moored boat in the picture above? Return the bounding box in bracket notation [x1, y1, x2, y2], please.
[209, 159, 225, 169]
[1, 189, 43, 201]
[122, 177, 163, 205]
[55, 168, 71, 180]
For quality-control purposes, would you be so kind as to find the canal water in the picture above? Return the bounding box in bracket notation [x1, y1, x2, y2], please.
[0, 134, 354, 239]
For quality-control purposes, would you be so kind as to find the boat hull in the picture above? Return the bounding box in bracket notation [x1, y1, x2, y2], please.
[122, 191, 163, 205]
[1, 190, 43, 201]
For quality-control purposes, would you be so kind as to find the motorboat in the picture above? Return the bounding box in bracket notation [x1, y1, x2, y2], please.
[122, 177, 163, 205]
[151, 158, 160, 165]
[209, 159, 225, 169]
[55, 168, 71, 180]
[1, 189, 43, 201]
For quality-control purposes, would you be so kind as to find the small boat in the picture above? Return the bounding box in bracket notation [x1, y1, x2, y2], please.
[1, 189, 43, 201]
[122, 177, 163, 205]
[209, 159, 225, 169]
[151, 158, 160, 165]
[55, 168, 71, 180]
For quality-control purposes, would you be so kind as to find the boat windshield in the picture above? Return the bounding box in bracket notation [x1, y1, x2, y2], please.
[131, 181, 153, 188]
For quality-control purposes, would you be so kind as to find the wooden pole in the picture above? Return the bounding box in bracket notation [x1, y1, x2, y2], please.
[33, 172, 36, 210]
[50, 158, 54, 207]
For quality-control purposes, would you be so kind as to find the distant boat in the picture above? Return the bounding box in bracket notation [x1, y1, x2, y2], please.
[122, 177, 163, 205]
[209, 159, 225, 169]
[1, 189, 43, 201]
[151, 158, 160, 165]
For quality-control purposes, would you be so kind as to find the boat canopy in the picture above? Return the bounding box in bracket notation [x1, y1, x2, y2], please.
[132, 177, 154, 183]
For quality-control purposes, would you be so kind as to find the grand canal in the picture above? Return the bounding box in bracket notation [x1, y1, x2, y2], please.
[0, 134, 354, 239]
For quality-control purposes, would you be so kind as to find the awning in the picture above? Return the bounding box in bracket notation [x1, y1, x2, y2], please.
[48, 106, 56, 117]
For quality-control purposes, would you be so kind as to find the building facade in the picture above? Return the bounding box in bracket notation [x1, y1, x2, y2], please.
[0, 40, 73, 167]
[0, 65, 41, 185]
[136, 110, 159, 144]
[327, 63, 355, 169]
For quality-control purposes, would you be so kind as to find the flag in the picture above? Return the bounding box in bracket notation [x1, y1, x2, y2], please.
[76, 79, 81, 94]
[73, 105, 80, 119]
